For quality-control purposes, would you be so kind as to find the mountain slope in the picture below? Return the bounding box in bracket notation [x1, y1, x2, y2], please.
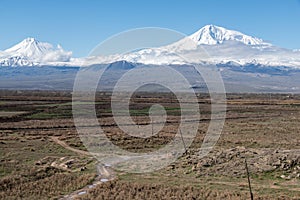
[0, 56, 34, 67]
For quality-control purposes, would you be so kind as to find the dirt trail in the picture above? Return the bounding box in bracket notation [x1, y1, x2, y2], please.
[61, 165, 116, 200]
[50, 136, 93, 156]
[50, 136, 116, 199]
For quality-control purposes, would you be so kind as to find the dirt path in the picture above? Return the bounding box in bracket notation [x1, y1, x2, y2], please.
[61, 164, 116, 200]
[50, 136, 116, 199]
[50, 136, 94, 156]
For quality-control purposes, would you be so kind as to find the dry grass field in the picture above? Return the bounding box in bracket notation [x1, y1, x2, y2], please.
[0, 90, 299, 199]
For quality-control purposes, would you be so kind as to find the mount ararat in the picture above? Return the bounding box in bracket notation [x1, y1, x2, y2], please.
[1, 25, 300, 68]
[1, 25, 300, 93]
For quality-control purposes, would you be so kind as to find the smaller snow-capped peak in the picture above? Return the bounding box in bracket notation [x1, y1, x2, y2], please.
[189, 25, 268, 46]
[3, 37, 72, 63]
[5, 38, 51, 57]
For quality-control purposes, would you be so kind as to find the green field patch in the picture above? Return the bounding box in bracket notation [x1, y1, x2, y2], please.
[0, 111, 27, 117]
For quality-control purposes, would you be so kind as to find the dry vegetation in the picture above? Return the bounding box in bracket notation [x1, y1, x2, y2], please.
[0, 90, 299, 199]
[76, 181, 248, 200]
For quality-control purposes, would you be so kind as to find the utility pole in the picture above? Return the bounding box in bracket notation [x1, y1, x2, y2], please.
[152, 121, 154, 136]
[245, 158, 254, 200]
[179, 129, 187, 153]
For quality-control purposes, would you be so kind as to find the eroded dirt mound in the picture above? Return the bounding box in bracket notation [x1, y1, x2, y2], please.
[189, 147, 300, 178]
[35, 156, 93, 172]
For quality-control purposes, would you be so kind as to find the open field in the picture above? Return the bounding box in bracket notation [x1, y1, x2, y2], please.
[0, 90, 299, 199]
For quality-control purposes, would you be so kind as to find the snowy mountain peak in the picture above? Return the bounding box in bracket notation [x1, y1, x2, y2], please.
[5, 37, 54, 58]
[189, 24, 268, 46]
[10, 37, 38, 46]
[22, 37, 38, 44]
[1, 37, 72, 65]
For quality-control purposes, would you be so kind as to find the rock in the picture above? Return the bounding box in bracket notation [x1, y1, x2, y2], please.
[280, 175, 286, 179]
[280, 174, 291, 180]
[192, 165, 196, 171]
[273, 160, 281, 167]
[280, 163, 286, 169]
[202, 162, 211, 167]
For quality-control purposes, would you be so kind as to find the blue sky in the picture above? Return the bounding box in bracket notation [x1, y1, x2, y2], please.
[0, 0, 300, 57]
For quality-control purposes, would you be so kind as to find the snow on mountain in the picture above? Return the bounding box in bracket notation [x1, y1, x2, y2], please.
[0, 56, 34, 67]
[0, 38, 72, 66]
[189, 25, 269, 46]
[1, 25, 300, 68]
[99, 25, 300, 68]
